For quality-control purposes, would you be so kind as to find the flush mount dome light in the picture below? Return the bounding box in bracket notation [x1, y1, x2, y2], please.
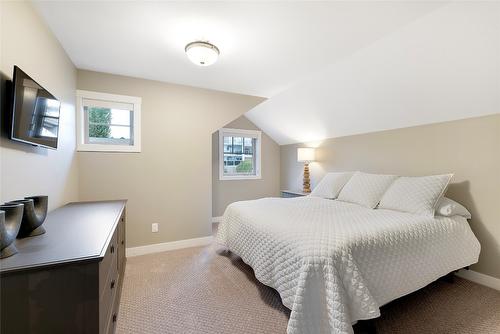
[185, 41, 220, 66]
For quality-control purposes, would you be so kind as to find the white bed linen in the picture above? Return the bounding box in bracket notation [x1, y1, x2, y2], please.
[216, 196, 480, 334]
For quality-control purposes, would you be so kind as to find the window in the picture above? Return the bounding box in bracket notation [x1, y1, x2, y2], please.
[219, 128, 261, 180]
[76, 90, 141, 152]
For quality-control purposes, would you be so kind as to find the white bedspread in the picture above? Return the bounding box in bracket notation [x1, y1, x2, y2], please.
[216, 196, 480, 334]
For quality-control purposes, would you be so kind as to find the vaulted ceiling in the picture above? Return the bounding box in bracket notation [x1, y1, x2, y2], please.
[246, 1, 500, 144]
[34, 1, 500, 145]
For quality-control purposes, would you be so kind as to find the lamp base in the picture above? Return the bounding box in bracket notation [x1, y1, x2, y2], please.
[303, 163, 311, 193]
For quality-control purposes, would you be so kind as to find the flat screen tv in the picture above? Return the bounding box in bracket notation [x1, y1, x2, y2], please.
[11, 66, 61, 149]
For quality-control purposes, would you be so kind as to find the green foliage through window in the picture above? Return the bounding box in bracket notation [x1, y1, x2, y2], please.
[236, 160, 253, 173]
[88, 107, 111, 138]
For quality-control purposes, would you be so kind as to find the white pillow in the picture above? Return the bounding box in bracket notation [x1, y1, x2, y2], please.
[436, 197, 471, 219]
[337, 172, 398, 209]
[378, 174, 453, 217]
[310, 172, 354, 199]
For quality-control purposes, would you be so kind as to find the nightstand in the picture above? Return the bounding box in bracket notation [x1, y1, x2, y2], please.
[280, 190, 309, 198]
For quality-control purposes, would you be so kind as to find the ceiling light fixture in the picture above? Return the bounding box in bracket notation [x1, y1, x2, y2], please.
[185, 41, 220, 66]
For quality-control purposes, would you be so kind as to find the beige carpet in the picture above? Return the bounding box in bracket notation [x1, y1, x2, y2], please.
[117, 226, 500, 334]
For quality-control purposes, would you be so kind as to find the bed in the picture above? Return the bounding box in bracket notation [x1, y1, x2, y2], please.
[216, 196, 480, 334]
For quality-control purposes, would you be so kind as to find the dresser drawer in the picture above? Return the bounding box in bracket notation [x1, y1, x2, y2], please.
[99, 228, 118, 295]
[117, 213, 126, 276]
[99, 255, 118, 334]
[107, 289, 121, 334]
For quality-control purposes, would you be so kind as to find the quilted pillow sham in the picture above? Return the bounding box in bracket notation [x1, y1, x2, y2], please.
[378, 174, 453, 217]
[337, 172, 398, 209]
[310, 172, 354, 199]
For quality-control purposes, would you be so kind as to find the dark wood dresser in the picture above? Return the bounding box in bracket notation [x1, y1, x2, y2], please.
[0, 200, 127, 334]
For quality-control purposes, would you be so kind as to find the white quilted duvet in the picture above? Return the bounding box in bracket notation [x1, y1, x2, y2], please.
[216, 196, 480, 334]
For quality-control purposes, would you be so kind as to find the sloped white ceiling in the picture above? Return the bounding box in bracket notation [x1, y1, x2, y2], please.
[33, 1, 499, 145]
[33, 1, 443, 98]
[246, 2, 500, 145]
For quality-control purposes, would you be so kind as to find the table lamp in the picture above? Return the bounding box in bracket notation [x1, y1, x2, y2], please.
[297, 147, 315, 193]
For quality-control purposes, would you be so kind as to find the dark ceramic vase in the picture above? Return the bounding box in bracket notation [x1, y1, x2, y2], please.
[0, 203, 24, 258]
[8, 196, 48, 238]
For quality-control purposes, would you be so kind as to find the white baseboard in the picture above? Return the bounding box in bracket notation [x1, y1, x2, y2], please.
[212, 216, 223, 223]
[126, 236, 213, 257]
[456, 269, 500, 291]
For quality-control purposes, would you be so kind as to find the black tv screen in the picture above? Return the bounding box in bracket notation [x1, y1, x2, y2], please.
[11, 66, 61, 149]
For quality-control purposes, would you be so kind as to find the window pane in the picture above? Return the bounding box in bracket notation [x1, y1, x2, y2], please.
[220, 130, 260, 179]
[87, 106, 111, 125]
[233, 137, 243, 154]
[223, 136, 232, 153]
[109, 126, 131, 140]
[236, 159, 253, 174]
[222, 137, 255, 176]
[88, 124, 111, 139]
[111, 108, 131, 126]
[224, 154, 248, 174]
[244, 137, 254, 155]
[85, 106, 133, 145]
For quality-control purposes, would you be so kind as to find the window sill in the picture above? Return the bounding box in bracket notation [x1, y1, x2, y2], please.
[77, 143, 141, 153]
[220, 175, 261, 181]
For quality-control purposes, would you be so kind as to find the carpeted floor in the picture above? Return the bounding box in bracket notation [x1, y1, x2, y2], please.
[117, 225, 500, 334]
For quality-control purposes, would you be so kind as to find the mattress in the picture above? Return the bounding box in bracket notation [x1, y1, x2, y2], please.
[216, 196, 480, 334]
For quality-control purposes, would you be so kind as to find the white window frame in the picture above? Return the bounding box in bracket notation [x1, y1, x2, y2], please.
[76, 90, 141, 152]
[219, 128, 261, 181]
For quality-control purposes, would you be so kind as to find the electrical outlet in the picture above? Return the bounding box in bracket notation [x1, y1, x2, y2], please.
[152, 223, 159, 233]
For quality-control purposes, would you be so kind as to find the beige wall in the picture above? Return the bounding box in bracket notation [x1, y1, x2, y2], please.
[281, 114, 500, 279]
[77, 70, 264, 247]
[0, 1, 78, 210]
[212, 115, 280, 217]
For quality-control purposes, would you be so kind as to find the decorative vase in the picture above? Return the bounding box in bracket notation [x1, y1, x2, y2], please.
[8, 196, 48, 238]
[0, 203, 24, 259]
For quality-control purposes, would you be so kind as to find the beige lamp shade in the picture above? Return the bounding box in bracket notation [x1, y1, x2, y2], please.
[297, 147, 315, 162]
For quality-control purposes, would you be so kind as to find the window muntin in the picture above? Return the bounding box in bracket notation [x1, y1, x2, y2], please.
[219, 128, 261, 180]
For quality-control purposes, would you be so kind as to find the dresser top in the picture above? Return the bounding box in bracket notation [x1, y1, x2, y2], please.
[0, 200, 126, 274]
